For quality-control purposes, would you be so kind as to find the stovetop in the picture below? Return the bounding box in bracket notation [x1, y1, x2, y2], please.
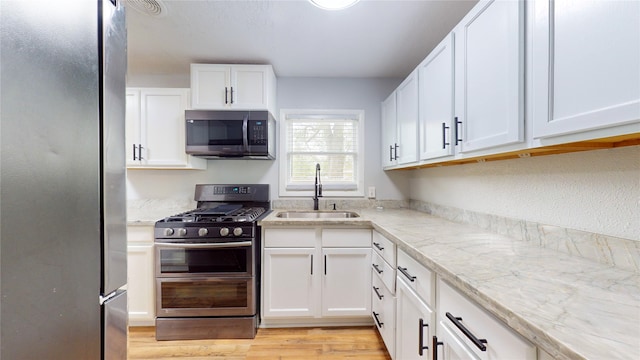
[158, 205, 267, 224]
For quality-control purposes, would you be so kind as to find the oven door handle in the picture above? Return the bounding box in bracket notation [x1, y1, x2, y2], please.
[155, 241, 252, 248]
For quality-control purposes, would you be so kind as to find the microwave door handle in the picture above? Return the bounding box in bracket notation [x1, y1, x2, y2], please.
[243, 115, 249, 152]
[156, 241, 252, 248]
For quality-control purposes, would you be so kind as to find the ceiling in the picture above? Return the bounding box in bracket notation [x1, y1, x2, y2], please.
[124, 0, 478, 79]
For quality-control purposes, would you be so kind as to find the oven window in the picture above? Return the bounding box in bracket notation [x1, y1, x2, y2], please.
[159, 247, 249, 274]
[161, 280, 248, 309]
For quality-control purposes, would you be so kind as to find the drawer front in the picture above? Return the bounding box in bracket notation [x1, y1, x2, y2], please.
[397, 249, 434, 306]
[264, 228, 316, 247]
[372, 231, 396, 267]
[372, 274, 396, 358]
[437, 278, 536, 360]
[322, 228, 371, 247]
[372, 251, 395, 293]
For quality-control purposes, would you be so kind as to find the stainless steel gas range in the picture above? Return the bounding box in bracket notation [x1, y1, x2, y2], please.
[154, 184, 270, 340]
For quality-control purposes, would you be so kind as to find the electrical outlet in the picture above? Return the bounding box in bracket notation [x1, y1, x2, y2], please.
[368, 186, 376, 199]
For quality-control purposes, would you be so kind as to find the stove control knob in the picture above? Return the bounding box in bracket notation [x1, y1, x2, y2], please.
[198, 228, 209, 237]
[233, 227, 243, 236]
[219, 227, 230, 237]
[177, 228, 187, 237]
[164, 228, 174, 236]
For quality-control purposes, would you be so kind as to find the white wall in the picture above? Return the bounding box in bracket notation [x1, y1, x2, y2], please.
[408, 146, 640, 240]
[125, 76, 409, 201]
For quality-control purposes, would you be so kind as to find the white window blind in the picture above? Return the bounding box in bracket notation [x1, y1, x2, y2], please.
[280, 110, 364, 196]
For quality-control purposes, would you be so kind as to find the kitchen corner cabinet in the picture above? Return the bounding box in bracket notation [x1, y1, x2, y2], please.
[395, 71, 420, 164]
[531, 0, 640, 140]
[127, 225, 155, 326]
[262, 227, 372, 325]
[190, 64, 277, 114]
[381, 93, 398, 168]
[382, 71, 419, 168]
[418, 33, 455, 161]
[453, 0, 525, 153]
[126, 88, 206, 170]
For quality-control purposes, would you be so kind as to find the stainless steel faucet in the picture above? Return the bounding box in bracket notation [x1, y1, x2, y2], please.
[313, 163, 322, 210]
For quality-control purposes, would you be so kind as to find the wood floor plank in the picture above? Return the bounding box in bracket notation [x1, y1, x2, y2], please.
[128, 326, 391, 360]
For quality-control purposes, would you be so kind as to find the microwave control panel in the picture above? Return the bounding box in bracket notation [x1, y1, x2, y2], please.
[249, 120, 267, 145]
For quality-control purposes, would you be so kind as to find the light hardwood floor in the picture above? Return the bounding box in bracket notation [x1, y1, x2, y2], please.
[128, 326, 392, 360]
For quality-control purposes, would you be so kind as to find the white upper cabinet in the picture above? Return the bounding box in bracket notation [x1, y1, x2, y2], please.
[532, 0, 640, 139]
[126, 88, 206, 170]
[418, 33, 455, 160]
[454, 0, 525, 153]
[190, 64, 277, 114]
[395, 71, 420, 164]
[381, 92, 398, 168]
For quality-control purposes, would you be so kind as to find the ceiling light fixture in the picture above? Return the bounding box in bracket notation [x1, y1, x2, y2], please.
[309, 0, 360, 11]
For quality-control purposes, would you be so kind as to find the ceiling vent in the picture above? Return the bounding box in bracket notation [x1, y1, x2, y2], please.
[124, 0, 166, 17]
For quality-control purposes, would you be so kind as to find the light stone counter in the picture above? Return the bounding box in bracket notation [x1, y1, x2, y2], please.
[259, 208, 640, 360]
[127, 198, 196, 226]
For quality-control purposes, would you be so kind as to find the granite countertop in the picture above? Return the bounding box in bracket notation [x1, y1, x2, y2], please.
[260, 208, 640, 360]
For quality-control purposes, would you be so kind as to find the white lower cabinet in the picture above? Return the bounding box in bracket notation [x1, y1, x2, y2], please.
[126, 226, 155, 326]
[435, 278, 536, 360]
[262, 247, 317, 318]
[371, 231, 397, 358]
[372, 273, 395, 358]
[262, 227, 372, 326]
[322, 247, 371, 317]
[395, 248, 435, 360]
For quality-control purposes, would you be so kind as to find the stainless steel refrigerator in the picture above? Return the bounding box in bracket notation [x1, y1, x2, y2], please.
[0, 0, 128, 359]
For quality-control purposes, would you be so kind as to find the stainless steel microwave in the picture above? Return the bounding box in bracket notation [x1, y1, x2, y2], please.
[185, 110, 275, 159]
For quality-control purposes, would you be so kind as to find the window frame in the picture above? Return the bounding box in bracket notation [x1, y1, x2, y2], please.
[278, 108, 365, 198]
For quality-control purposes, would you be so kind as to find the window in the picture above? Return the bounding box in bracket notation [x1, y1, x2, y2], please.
[279, 109, 364, 197]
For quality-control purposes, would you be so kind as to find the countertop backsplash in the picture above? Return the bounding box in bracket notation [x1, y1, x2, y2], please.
[410, 199, 640, 273]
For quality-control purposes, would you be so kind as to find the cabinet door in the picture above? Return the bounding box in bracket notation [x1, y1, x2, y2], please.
[190, 64, 231, 109]
[125, 89, 141, 166]
[321, 248, 371, 317]
[263, 248, 318, 318]
[455, 0, 524, 153]
[435, 320, 478, 360]
[231, 65, 270, 110]
[396, 277, 434, 360]
[395, 71, 419, 164]
[381, 92, 398, 168]
[419, 33, 455, 160]
[139, 88, 192, 167]
[127, 244, 154, 325]
[532, 0, 640, 138]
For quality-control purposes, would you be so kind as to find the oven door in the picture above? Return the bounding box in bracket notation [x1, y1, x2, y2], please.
[156, 276, 255, 317]
[155, 241, 253, 278]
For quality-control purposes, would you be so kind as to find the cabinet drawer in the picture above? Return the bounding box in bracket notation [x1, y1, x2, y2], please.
[322, 228, 371, 247]
[127, 226, 154, 243]
[264, 228, 315, 247]
[372, 231, 396, 267]
[437, 278, 536, 360]
[372, 251, 395, 293]
[397, 249, 434, 306]
[372, 274, 396, 358]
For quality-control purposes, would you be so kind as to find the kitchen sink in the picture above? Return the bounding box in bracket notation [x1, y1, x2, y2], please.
[275, 211, 360, 219]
